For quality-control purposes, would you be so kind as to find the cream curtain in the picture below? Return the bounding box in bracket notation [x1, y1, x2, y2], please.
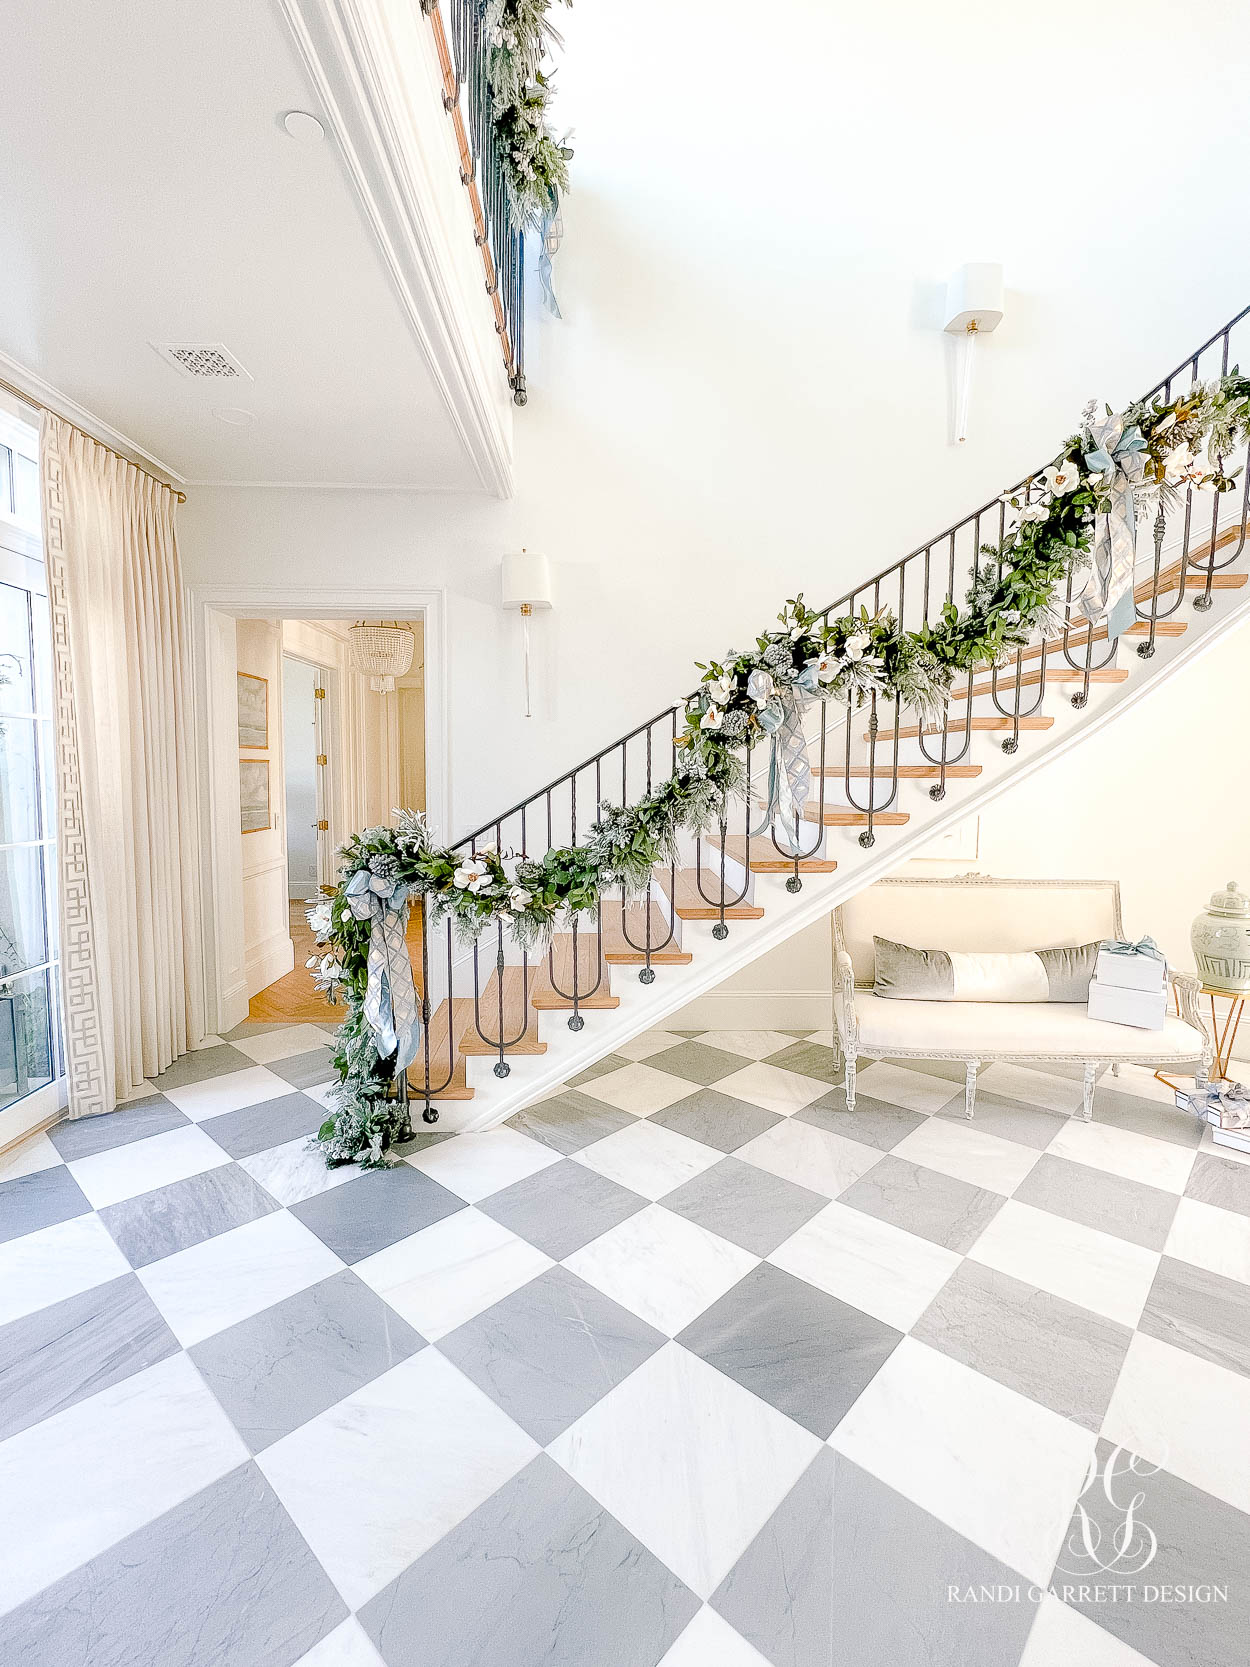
[40, 415, 204, 1117]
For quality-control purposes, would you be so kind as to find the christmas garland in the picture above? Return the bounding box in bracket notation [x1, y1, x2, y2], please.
[310, 372, 1250, 1166]
[486, 0, 573, 229]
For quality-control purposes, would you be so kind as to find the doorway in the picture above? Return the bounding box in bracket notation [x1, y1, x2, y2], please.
[282, 655, 331, 904]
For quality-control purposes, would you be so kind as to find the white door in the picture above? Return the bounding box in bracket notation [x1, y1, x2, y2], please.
[0, 415, 65, 1147]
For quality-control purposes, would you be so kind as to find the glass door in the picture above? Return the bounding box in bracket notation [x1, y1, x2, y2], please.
[0, 418, 63, 1147]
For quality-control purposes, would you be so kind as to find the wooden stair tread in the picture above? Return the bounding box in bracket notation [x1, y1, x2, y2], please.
[814, 763, 982, 779]
[1139, 522, 1248, 598]
[994, 619, 1187, 670]
[949, 667, 1130, 701]
[802, 807, 910, 826]
[872, 715, 1055, 741]
[712, 834, 838, 874]
[601, 902, 692, 965]
[454, 967, 548, 1056]
[529, 932, 620, 1010]
[668, 869, 765, 921]
[404, 1000, 474, 1100]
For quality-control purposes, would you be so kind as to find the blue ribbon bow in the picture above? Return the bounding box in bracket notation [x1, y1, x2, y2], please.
[344, 867, 420, 1073]
[1099, 936, 1164, 961]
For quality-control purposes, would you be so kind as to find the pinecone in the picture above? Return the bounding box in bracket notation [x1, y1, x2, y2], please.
[762, 641, 795, 672]
[719, 708, 749, 739]
[369, 853, 400, 881]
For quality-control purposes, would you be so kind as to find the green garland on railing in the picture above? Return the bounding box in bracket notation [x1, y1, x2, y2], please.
[486, 0, 573, 229]
[309, 372, 1250, 1166]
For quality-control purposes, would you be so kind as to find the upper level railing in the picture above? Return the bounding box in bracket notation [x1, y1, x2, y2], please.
[393, 305, 1250, 1117]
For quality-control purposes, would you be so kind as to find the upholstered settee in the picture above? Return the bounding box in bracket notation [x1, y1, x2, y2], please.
[831, 876, 1211, 1120]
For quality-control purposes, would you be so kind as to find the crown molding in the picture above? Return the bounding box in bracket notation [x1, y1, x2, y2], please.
[276, 0, 514, 499]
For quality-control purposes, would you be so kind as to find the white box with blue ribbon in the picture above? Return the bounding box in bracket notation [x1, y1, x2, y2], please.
[1093, 938, 1168, 994]
[1088, 979, 1168, 1030]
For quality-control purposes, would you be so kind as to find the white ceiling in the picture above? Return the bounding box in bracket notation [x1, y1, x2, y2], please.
[0, 0, 484, 489]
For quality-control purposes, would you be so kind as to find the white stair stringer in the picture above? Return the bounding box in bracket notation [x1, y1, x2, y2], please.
[439, 576, 1250, 1131]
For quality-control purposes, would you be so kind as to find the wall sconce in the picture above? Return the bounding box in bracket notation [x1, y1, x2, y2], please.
[501, 550, 552, 718]
[943, 263, 1004, 444]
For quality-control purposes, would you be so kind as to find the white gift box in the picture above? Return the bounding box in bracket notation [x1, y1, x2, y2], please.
[1087, 977, 1168, 1030]
[1094, 947, 1167, 993]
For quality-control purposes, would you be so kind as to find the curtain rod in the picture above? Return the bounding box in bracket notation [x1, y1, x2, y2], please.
[0, 373, 188, 503]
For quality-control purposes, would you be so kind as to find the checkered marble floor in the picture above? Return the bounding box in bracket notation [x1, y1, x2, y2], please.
[2, 1023, 1248, 1667]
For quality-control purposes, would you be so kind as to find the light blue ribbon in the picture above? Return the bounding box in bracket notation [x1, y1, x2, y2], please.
[1077, 415, 1148, 640]
[751, 689, 811, 857]
[1099, 935, 1164, 961]
[344, 868, 419, 1073]
[1179, 1080, 1250, 1127]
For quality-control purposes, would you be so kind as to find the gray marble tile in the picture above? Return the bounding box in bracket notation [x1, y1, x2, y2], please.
[48, 1098, 189, 1161]
[839, 1154, 1005, 1253]
[291, 1164, 465, 1263]
[200, 1091, 327, 1160]
[504, 1088, 636, 1155]
[717, 1450, 1036, 1667]
[566, 1053, 631, 1087]
[1063, 1439, 1250, 1667]
[1092, 1085, 1205, 1148]
[1185, 1150, 1250, 1218]
[0, 1459, 346, 1667]
[912, 1260, 1132, 1430]
[798, 1092, 927, 1150]
[763, 1040, 844, 1084]
[0, 1274, 180, 1441]
[640, 1040, 749, 1086]
[1138, 1255, 1250, 1379]
[223, 1019, 295, 1039]
[649, 1087, 782, 1153]
[0, 1163, 90, 1244]
[191, 1269, 424, 1451]
[478, 1158, 646, 1259]
[438, 1265, 664, 1444]
[149, 1044, 253, 1090]
[1013, 1153, 1178, 1251]
[936, 1091, 1063, 1150]
[360, 1454, 698, 1667]
[882, 1056, 968, 1085]
[661, 1155, 827, 1257]
[99, 1163, 279, 1268]
[677, 1261, 901, 1439]
[268, 1047, 337, 1091]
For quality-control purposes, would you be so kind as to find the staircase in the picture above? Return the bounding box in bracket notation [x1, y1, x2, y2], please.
[396, 309, 1250, 1132]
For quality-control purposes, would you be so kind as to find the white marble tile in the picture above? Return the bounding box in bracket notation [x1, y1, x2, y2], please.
[695, 1031, 794, 1061]
[68, 1124, 231, 1210]
[854, 1061, 961, 1115]
[735, 1118, 880, 1200]
[613, 1030, 686, 1062]
[403, 1126, 561, 1203]
[658, 1605, 772, 1666]
[573, 1119, 722, 1200]
[237, 1135, 360, 1207]
[161, 1065, 293, 1121]
[0, 1131, 62, 1181]
[830, 1336, 1094, 1586]
[232, 1025, 336, 1065]
[138, 1208, 344, 1347]
[115, 1078, 159, 1105]
[1164, 1195, 1250, 1285]
[565, 1204, 758, 1336]
[769, 1201, 961, 1331]
[0, 1352, 247, 1615]
[0, 1211, 132, 1327]
[576, 1062, 699, 1117]
[711, 1061, 829, 1116]
[258, 1348, 538, 1610]
[1020, 1595, 1157, 1667]
[1048, 1118, 1197, 1194]
[549, 1341, 820, 1600]
[968, 1200, 1159, 1328]
[353, 1206, 552, 1341]
[1102, 1331, 1250, 1516]
[976, 1064, 1085, 1116]
[293, 1618, 387, 1667]
[891, 1118, 1041, 1196]
[304, 1080, 338, 1112]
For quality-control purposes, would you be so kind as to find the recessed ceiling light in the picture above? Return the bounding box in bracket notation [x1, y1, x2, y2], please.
[214, 407, 256, 427]
[282, 110, 325, 143]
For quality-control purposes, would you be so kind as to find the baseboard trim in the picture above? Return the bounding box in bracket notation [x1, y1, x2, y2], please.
[245, 933, 296, 1001]
[668, 988, 832, 1030]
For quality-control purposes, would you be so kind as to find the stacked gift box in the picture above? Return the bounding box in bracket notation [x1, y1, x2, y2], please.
[1087, 941, 1168, 1030]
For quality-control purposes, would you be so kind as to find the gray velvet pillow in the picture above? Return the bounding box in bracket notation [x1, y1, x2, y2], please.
[872, 935, 1102, 1003]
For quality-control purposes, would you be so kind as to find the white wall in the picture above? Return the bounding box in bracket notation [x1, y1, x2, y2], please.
[182, 3, 1250, 841]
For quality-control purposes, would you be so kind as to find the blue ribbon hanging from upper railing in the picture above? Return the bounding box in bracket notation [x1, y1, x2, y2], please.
[344, 868, 420, 1072]
[1076, 412, 1149, 640]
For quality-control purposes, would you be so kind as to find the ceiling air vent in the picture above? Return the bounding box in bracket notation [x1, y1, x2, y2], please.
[150, 342, 252, 381]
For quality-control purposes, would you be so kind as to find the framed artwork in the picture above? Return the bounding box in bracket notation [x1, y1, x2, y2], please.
[237, 672, 269, 749]
[239, 758, 271, 834]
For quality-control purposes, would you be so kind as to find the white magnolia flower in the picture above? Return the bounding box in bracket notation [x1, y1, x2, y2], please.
[700, 704, 724, 731]
[746, 668, 776, 704]
[1165, 445, 1214, 489]
[319, 954, 343, 982]
[1018, 503, 1050, 523]
[306, 901, 333, 938]
[453, 857, 492, 894]
[808, 653, 840, 686]
[706, 674, 734, 704]
[1041, 460, 1081, 495]
[842, 631, 872, 663]
[507, 886, 533, 913]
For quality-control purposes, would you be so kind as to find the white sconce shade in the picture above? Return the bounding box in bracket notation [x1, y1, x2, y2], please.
[501, 551, 552, 718]
[942, 263, 1005, 445]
